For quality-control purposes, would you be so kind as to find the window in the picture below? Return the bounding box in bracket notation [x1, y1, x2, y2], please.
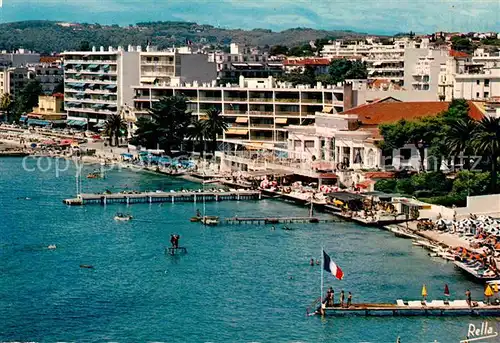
[305, 141, 315, 148]
[400, 148, 411, 161]
[476, 80, 480, 85]
[227, 56, 231, 62]
[476, 92, 480, 98]
[485, 79, 490, 87]
[484, 92, 489, 98]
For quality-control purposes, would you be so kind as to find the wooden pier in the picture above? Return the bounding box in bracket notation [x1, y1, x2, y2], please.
[224, 216, 340, 225]
[63, 190, 262, 206]
[320, 300, 500, 316]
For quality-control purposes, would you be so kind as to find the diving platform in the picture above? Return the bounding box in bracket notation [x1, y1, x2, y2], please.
[320, 300, 500, 316]
[63, 190, 262, 206]
[165, 247, 187, 255]
[224, 216, 341, 225]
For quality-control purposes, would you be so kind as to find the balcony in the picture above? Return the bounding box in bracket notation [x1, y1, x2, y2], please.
[224, 97, 248, 102]
[64, 59, 117, 64]
[249, 123, 274, 129]
[134, 95, 151, 100]
[301, 98, 323, 103]
[249, 97, 273, 102]
[65, 97, 117, 105]
[65, 69, 117, 75]
[224, 110, 248, 115]
[199, 97, 222, 102]
[248, 111, 274, 116]
[141, 61, 175, 66]
[274, 98, 300, 103]
[65, 78, 117, 85]
[275, 111, 300, 116]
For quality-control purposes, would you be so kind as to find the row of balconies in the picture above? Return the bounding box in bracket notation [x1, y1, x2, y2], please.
[64, 59, 117, 64]
[65, 69, 117, 75]
[65, 97, 117, 105]
[133, 95, 342, 105]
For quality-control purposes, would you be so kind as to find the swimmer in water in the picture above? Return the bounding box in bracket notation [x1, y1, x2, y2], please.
[271, 226, 275, 231]
[310, 258, 315, 266]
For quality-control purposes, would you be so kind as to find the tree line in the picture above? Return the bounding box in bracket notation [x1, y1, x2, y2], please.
[129, 95, 228, 157]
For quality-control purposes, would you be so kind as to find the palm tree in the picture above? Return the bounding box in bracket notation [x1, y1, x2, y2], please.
[204, 108, 228, 155]
[103, 114, 127, 147]
[148, 95, 192, 155]
[471, 116, 500, 193]
[0, 93, 14, 122]
[187, 118, 206, 158]
[444, 117, 478, 170]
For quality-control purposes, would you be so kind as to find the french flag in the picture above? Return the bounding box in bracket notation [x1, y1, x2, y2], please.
[323, 250, 344, 280]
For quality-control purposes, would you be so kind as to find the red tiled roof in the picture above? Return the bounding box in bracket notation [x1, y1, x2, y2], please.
[284, 58, 330, 66]
[40, 56, 61, 63]
[342, 101, 483, 125]
[449, 50, 470, 59]
[52, 93, 64, 98]
[364, 172, 395, 179]
[368, 79, 403, 90]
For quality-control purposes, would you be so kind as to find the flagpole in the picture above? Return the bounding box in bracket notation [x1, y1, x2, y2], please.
[320, 246, 324, 307]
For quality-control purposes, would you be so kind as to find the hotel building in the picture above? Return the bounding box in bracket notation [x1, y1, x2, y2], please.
[62, 45, 216, 124]
[132, 76, 353, 144]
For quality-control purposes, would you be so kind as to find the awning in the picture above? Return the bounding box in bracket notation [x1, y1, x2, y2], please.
[140, 77, 157, 83]
[94, 121, 106, 128]
[235, 117, 248, 123]
[232, 63, 248, 67]
[226, 128, 248, 135]
[322, 106, 333, 113]
[319, 173, 338, 179]
[247, 63, 263, 67]
[88, 64, 99, 68]
[27, 119, 51, 126]
[275, 118, 288, 124]
[74, 64, 82, 68]
[19, 115, 28, 122]
[67, 120, 87, 127]
[105, 85, 117, 90]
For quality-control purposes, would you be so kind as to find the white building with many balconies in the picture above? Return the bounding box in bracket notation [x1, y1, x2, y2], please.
[132, 76, 354, 144]
[62, 46, 140, 125]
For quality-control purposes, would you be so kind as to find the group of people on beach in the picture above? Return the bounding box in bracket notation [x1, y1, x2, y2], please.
[324, 287, 353, 308]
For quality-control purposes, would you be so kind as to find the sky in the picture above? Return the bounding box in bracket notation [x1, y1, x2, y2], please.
[0, 0, 498, 35]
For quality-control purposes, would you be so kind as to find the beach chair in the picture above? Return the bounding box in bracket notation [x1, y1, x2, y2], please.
[396, 299, 406, 306]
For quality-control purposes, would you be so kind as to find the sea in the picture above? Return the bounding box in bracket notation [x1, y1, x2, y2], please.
[0, 156, 498, 343]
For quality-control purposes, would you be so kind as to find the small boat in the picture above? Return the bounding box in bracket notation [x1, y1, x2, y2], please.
[190, 216, 202, 222]
[114, 213, 133, 221]
[87, 172, 103, 179]
[201, 216, 219, 226]
[80, 264, 94, 269]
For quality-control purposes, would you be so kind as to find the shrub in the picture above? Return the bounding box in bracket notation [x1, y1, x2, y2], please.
[374, 179, 397, 193]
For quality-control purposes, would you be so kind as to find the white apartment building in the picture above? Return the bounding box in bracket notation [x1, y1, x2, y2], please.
[62, 46, 140, 124]
[62, 45, 216, 124]
[132, 76, 353, 144]
[320, 40, 373, 59]
[0, 49, 41, 67]
[439, 49, 500, 101]
[0, 63, 63, 97]
[208, 43, 284, 84]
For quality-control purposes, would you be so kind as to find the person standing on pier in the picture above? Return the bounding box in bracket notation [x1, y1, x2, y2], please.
[170, 234, 176, 248]
[465, 289, 472, 306]
[347, 292, 352, 308]
[340, 290, 345, 308]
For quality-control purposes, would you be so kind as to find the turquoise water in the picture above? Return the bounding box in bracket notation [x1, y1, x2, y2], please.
[0, 157, 498, 342]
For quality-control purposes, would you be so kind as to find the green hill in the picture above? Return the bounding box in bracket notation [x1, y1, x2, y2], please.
[0, 20, 368, 54]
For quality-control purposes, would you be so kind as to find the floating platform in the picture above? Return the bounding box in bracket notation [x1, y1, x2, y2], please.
[224, 216, 340, 225]
[64, 190, 262, 206]
[165, 247, 187, 255]
[321, 299, 500, 316]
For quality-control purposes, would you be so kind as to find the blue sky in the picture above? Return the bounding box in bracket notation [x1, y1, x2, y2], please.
[0, 0, 499, 34]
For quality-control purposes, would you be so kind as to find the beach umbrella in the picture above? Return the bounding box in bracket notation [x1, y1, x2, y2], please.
[485, 285, 494, 303]
[493, 283, 499, 293]
[444, 284, 450, 297]
[422, 284, 428, 300]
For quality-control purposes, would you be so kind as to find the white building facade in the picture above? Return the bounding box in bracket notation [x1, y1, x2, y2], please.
[133, 76, 353, 144]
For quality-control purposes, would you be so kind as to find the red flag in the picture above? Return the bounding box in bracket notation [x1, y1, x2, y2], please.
[323, 250, 344, 280]
[444, 284, 450, 296]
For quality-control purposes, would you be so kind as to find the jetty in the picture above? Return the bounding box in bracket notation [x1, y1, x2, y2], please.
[224, 216, 340, 224]
[63, 190, 262, 206]
[321, 300, 500, 316]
